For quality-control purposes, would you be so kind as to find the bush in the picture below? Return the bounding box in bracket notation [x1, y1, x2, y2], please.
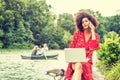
[97, 31, 120, 68]
[8, 42, 33, 49]
[48, 42, 60, 49]
[0, 40, 3, 48]
[62, 31, 72, 48]
[105, 62, 120, 80]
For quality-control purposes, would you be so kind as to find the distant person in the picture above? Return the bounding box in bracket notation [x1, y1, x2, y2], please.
[31, 44, 41, 56]
[38, 43, 48, 56]
[64, 11, 100, 80]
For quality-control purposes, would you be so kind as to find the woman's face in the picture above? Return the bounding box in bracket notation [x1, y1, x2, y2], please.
[82, 17, 90, 30]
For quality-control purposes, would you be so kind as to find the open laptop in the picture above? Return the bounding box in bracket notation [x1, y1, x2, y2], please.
[64, 48, 87, 62]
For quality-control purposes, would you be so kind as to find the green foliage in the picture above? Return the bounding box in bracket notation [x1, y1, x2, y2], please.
[49, 42, 60, 49]
[62, 31, 72, 48]
[8, 42, 33, 49]
[27, 0, 54, 40]
[0, 40, 3, 48]
[105, 62, 120, 80]
[97, 31, 120, 68]
[40, 25, 65, 49]
[0, 0, 52, 49]
[0, 30, 3, 37]
[57, 13, 75, 34]
[0, 1, 120, 50]
[96, 32, 120, 80]
[105, 15, 120, 35]
[0, 16, 4, 25]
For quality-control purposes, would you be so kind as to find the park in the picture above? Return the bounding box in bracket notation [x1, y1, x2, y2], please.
[0, 0, 120, 80]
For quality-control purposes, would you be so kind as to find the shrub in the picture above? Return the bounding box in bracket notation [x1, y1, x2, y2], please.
[105, 62, 120, 80]
[0, 40, 3, 48]
[97, 31, 120, 68]
[8, 42, 33, 49]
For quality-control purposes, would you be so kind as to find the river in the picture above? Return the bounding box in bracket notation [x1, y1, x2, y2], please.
[0, 49, 104, 80]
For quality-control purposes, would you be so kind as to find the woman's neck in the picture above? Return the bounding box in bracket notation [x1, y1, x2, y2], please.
[84, 29, 91, 34]
[84, 28, 96, 40]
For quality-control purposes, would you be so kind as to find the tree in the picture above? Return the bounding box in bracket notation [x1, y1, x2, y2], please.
[57, 13, 75, 34]
[105, 15, 120, 35]
[0, 0, 54, 48]
[26, 0, 54, 40]
[0, 0, 33, 48]
[40, 24, 65, 49]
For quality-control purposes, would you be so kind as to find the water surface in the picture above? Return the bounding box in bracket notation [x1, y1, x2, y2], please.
[0, 50, 67, 80]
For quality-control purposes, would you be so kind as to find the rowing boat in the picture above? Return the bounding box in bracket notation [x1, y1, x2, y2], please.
[21, 54, 58, 60]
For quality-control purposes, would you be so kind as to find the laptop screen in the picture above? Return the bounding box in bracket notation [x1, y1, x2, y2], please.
[64, 48, 87, 62]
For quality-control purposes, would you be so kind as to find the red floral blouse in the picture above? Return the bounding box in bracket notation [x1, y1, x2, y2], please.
[64, 30, 100, 80]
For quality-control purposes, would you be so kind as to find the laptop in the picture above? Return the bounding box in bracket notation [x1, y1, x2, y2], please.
[64, 48, 87, 62]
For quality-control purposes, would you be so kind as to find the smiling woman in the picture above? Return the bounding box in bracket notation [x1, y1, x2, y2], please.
[46, 0, 120, 16]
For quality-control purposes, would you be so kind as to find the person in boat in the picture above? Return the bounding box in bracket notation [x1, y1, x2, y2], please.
[31, 44, 41, 56]
[38, 43, 48, 56]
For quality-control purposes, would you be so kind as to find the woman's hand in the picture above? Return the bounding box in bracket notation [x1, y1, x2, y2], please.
[89, 21, 96, 40]
[89, 21, 95, 32]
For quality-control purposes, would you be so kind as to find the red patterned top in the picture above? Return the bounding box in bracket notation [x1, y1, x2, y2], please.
[64, 30, 100, 80]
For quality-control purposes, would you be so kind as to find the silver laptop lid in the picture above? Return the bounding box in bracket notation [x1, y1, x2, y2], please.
[64, 48, 87, 62]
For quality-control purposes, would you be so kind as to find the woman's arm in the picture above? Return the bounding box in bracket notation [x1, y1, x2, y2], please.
[89, 34, 100, 50]
[89, 21, 100, 50]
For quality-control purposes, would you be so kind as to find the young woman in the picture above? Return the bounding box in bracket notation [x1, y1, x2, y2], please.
[39, 43, 48, 55]
[31, 44, 41, 56]
[64, 11, 100, 80]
